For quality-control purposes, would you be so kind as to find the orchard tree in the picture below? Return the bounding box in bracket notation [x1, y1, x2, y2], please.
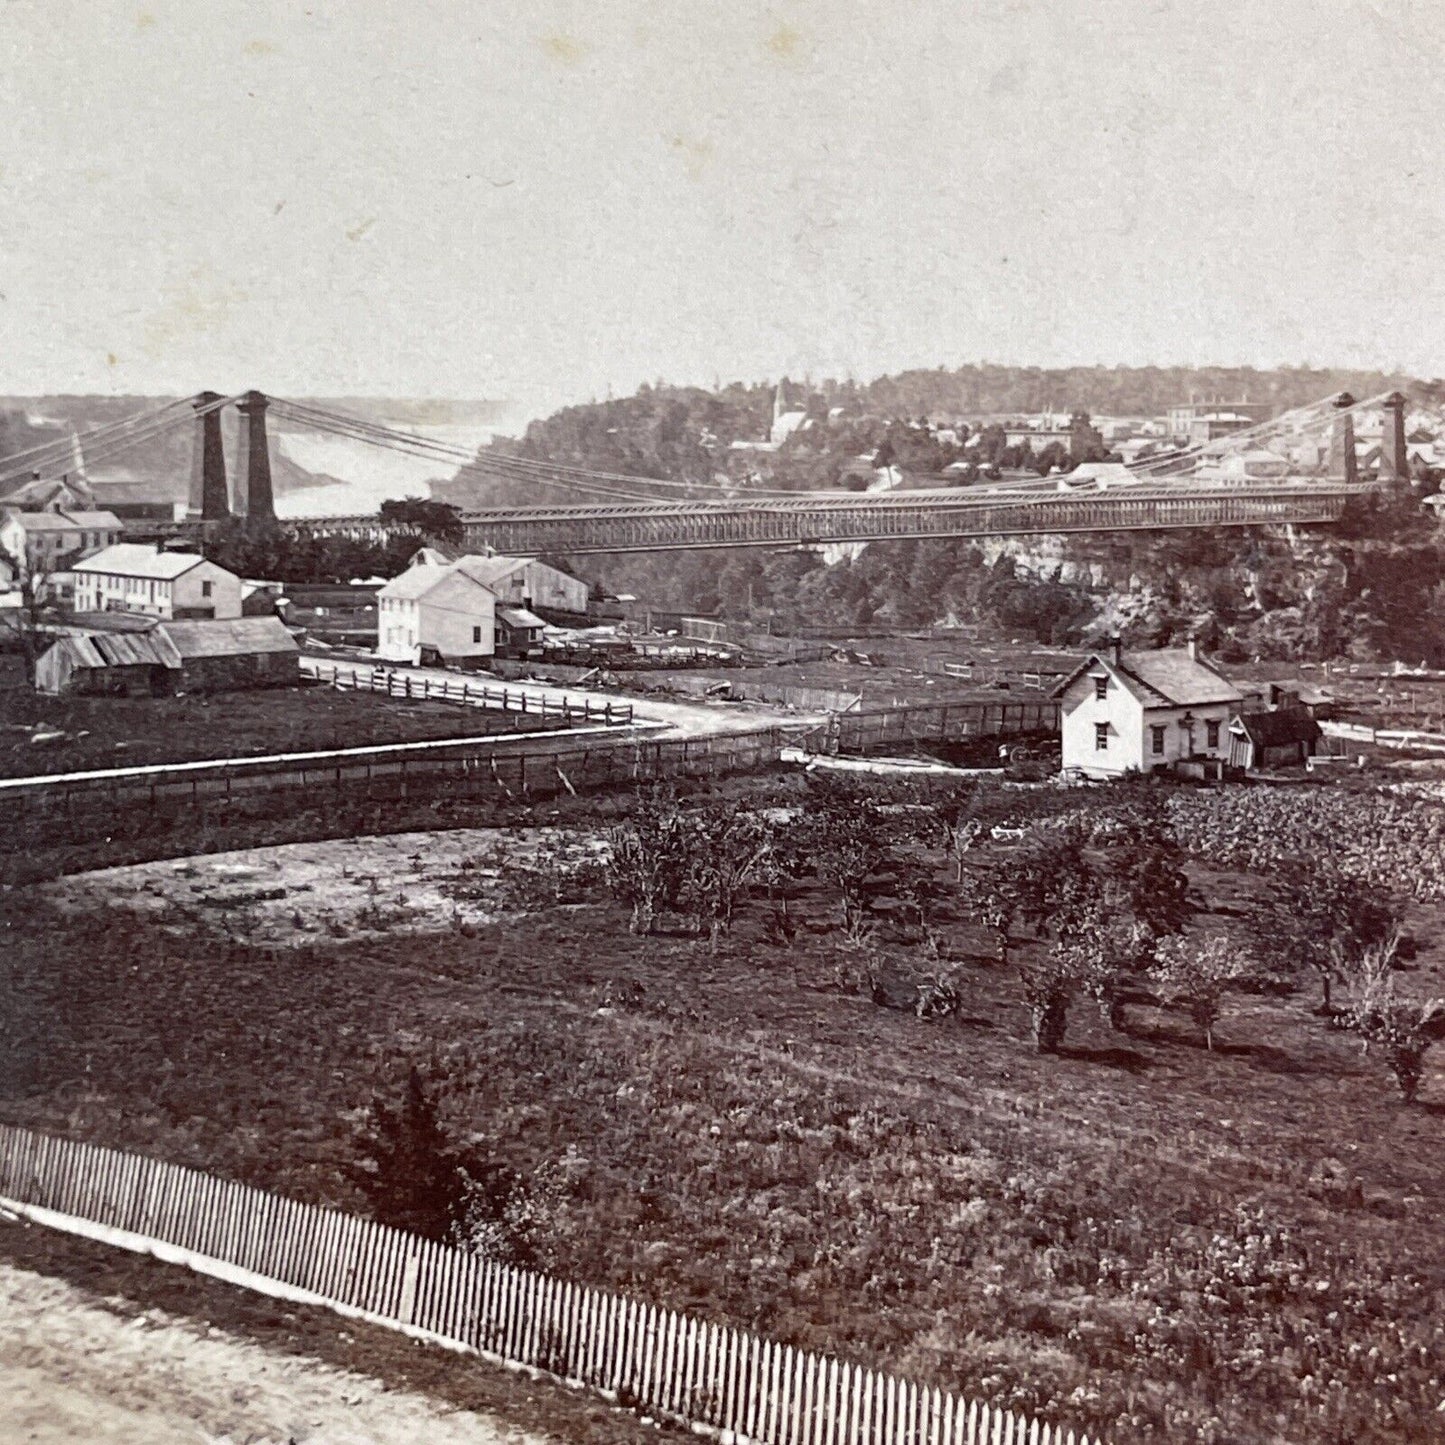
[804, 791, 891, 937]
[685, 806, 772, 950]
[957, 860, 1019, 965]
[1254, 866, 1402, 1010]
[1021, 942, 1082, 1052]
[1346, 982, 1445, 1103]
[1156, 933, 1250, 1050]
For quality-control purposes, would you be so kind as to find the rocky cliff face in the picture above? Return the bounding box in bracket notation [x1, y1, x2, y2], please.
[979, 508, 1442, 663]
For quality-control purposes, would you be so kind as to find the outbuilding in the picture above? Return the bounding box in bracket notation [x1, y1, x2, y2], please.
[160, 617, 300, 692]
[496, 605, 546, 657]
[34, 630, 182, 696]
[1227, 707, 1322, 771]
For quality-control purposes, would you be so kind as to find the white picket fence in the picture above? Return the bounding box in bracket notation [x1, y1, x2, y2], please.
[0, 1126, 1098, 1445]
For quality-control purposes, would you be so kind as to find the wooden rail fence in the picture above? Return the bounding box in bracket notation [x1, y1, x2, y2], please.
[305, 660, 634, 726]
[0, 1126, 1098, 1445]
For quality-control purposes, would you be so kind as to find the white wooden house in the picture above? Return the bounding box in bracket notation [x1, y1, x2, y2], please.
[72, 544, 243, 620]
[0, 508, 122, 574]
[377, 563, 497, 666]
[1054, 640, 1243, 779]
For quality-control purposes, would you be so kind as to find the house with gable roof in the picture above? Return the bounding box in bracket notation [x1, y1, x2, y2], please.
[1053, 638, 1244, 779]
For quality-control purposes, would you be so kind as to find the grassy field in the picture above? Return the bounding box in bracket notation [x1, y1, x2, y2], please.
[0, 656, 564, 778]
[4, 780, 1444, 1444]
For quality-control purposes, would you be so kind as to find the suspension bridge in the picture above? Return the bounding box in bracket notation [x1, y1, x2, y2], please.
[0, 387, 1400, 555]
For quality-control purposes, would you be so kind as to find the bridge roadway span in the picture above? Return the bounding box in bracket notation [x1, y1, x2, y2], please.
[273, 480, 1368, 554]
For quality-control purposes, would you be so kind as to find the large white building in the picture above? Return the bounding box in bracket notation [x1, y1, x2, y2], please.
[408, 548, 590, 616]
[72, 544, 243, 620]
[0, 508, 123, 575]
[1054, 640, 1243, 779]
[380, 552, 585, 666]
[377, 562, 498, 666]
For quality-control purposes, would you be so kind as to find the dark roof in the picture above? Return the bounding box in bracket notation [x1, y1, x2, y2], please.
[1231, 707, 1322, 748]
[1054, 647, 1243, 707]
[158, 617, 299, 659]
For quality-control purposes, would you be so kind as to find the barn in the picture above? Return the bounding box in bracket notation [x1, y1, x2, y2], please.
[34, 630, 182, 696]
[160, 617, 300, 693]
[34, 616, 299, 696]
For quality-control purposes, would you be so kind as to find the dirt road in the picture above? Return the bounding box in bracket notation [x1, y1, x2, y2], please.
[307, 657, 821, 739]
[0, 1261, 545, 1445]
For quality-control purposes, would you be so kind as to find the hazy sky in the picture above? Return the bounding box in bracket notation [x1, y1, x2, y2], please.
[3, 0, 1443, 416]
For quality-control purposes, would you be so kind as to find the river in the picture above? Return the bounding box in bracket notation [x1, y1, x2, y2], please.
[273, 423, 497, 518]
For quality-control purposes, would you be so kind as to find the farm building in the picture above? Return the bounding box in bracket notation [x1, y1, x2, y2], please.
[1227, 707, 1322, 771]
[72, 544, 243, 620]
[496, 605, 546, 657]
[1054, 639, 1243, 779]
[34, 616, 298, 695]
[409, 547, 590, 618]
[160, 617, 300, 692]
[34, 629, 182, 696]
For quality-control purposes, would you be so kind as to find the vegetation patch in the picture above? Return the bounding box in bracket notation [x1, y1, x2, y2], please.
[5, 774, 1445, 1443]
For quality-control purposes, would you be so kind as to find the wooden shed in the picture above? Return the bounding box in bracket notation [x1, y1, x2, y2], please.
[159, 617, 300, 693]
[1228, 707, 1322, 771]
[34, 630, 182, 696]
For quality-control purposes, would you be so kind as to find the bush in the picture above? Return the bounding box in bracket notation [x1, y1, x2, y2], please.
[604, 786, 695, 934]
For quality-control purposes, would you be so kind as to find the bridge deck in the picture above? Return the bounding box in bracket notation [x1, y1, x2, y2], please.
[147, 480, 1373, 553]
[448, 481, 1366, 553]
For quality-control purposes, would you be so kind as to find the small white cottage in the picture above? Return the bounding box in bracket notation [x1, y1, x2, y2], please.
[1053, 639, 1244, 779]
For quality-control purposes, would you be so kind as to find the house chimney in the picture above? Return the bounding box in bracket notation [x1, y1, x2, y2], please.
[1110, 633, 1123, 667]
[1187, 637, 1197, 661]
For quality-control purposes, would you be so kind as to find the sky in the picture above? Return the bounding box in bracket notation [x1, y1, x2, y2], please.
[2, 0, 1444, 419]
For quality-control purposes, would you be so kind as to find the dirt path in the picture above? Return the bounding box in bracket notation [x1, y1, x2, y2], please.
[0, 1261, 545, 1445]
[309, 657, 821, 739]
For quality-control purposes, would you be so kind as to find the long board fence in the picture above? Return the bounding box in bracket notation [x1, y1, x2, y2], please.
[832, 699, 1059, 752]
[0, 727, 797, 844]
[0, 1125, 1097, 1445]
[1, 694, 1062, 846]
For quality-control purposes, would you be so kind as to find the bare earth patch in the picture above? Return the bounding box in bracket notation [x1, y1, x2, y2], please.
[34, 827, 607, 948]
[0, 1260, 544, 1445]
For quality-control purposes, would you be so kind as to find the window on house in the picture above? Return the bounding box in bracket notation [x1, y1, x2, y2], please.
[1206, 720, 1220, 749]
[472, 626, 482, 644]
[1094, 723, 1109, 751]
[201, 580, 212, 598]
[1151, 725, 1165, 755]
[1093, 676, 1108, 701]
